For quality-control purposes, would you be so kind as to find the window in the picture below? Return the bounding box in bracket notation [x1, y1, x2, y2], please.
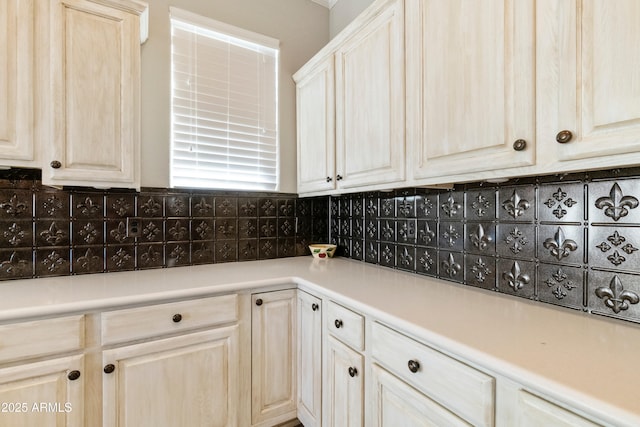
[170, 8, 279, 191]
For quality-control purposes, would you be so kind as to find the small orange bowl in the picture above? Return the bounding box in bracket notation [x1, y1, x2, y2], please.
[309, 244, 337, 259]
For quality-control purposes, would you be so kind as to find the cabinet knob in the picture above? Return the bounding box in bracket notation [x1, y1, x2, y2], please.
[334, 319, 343, 328]
[336, 175, 343, 181]
[312, 303, 319, 311]
[326, 177, 333, 182]
[556, 130, 573, 144]
[172, 313, 182, 323]
[67, 370, 81, 381]
[512, 139, 527, 151]
[407, 359, 420, 373]
[104, 364, 116, 374]
[256, 298, 263, 306]
[348, 367, 358, 378]
[50, 160, 62, 169]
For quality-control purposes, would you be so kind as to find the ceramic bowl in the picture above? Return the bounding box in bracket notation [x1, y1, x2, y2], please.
[309, 244, 337, 259]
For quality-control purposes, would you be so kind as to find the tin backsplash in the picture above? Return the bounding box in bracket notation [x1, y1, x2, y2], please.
[0, 169, 329, 280]
[329, 168, 640, 325]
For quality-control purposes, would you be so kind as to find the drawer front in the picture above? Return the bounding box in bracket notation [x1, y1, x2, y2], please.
[371, 322, 495, 427]
[326, 301, 364, 351]
[0, 315, 84, 364]
[102, 294, 238, 345]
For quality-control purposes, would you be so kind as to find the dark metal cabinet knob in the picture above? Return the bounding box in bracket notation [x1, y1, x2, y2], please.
[256, 298, 263, 306]
[348, 367, 358, 378]
[408, 359, 420, 373]
[556, 130, 573, 144]
[50, 160, 62, 169]
[326, 177, 333, 183]
[513, 139, 527, 151]
[334, 319, 343, 328]
[336, 175, 343, 181]
[172, 313, 182, 323]
[104, 364, 115, 374]
[312, 303, 319, 311]
[67, 370, 81, 381]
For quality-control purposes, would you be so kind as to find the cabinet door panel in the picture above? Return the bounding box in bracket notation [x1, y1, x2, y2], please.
[0, 355, 84, 427]
[335, 0, 405, 189]
[102, 327, 239, 427]
[409, 0, 535, 178]
[325, 337, 363, 427]
[0, 0, 34, 164]
[541, 0, 640, 162]
[297, 291, 322, 427]
[516, 390, 601, 427]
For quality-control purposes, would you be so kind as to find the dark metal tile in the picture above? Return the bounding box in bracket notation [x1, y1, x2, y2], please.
[380, 219, 396, 242]
[365, 219, 379, 241]
[238, 219, 258, 239]
[351, 195, 364, 218]
[364, 195, 379, 219]
[0, 249, 33, 279]
[106, 220, 133, 245]
[166, 195, 190, 217]
[497, 186, 535, 222]
[166, 219, 190, 242]
[215, 219, 236, 240]
[216, 197, 237, 217]
[239, 198, 258, 217]
[191, 241, 214, 265]
[36, 220, 70, 247]
[191, 195, 214, 217]
[351, 239, 364, 261]
[295, 237, 311, 257]
[259, 218, 277, 238]
[589, 179, 640, 224]
[439, 222, 464, 252]
[36, 191, 69, 219]
[338, 238, 351, 258]
[279, 218, 295, 237]
[0, 220, 33, 248]
[416, 192, 438, 219]
[138, 194, 163, 217]
[396, 196, 416, 218]
[465, 189, 496, 221]
[338, 198, 350, 218]
[538, 182, 583, 223]
[295, 198, 312, 217]
[278, 237, 296, 258]
[106, 245, 135, 271]
[416, 247, 438, 277]
[191, 219, 215, 241]
[497, 258, 535, 299]
[259, 198, 278, 217]
[538, 225, 583, 266]
[537, 263, 583, 309]
[36, 248, 71, 277]
[330, 197, 340, 218]
[330, 218, 340, 239]
[0, 190, 32, 219]
[73, 220, 104, 246]
[439, 191, 464, 220]
[379, 242, 396, 268]
[496, 224, 536, 259]
[589, 226, 640, 273]
[72, 246, 105, 274]
[365, 241, 379, 264]
[438, 251, 463, 283]
[380, 196, 395, 218]
[106, 194, 135, 218]
[396, 219, 416, 244]
[312, 197, 329, 219]
[465, 223, 496, 255]
[416, 220, 437, 248]
[239, 239, 258, 261]
[465, 255, 496, 290]
[72, 193, 104, 219]
[352, 218, 364, 239]
[588, 270, 640, 323]
[258, 239, 277, 259]
[396, 245, 415, 272]
[166, 242, 190, 267]
[140, 219, 163, 243]
[137, 244, 164, 269]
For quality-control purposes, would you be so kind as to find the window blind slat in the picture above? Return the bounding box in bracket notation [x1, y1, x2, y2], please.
[170, 10, 279, 191]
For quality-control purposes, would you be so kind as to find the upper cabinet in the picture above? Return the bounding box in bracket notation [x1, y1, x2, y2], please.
[38, 0, 147, 189]
[0, 0, 36, 166]
[537, 0, 640, 169]
[406, 0, 535, 181]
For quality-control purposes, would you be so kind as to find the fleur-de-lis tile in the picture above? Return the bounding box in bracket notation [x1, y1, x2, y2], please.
[466, 255, 494, 288]
[440, 194, 462, 218]
[589, 227, 640, 272]
[501, 260, 531, 293]
[467, 223, 494, 253]
[538, 263, 582, 309]
[440, 252, 462, 280]
[417, 248, 436, 276]
[594, 182, 639, 222]
[594, 275, 639, 314]
[541, 226, 579, 262]
[465, 190, 495, 220]
[192, 197, 213, 216]
[0, 250, 31, 277]
[500, 189, 532, 220]
[0, 193, 30, 217]
[139, 196, 162, 217]
[539, 183, 582, 222]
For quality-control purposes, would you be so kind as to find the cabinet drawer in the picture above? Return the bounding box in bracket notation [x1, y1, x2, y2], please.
[371, 322, 495, 427]
[102, 294, 238, 345]
[326, 301, 364, 351]
[0, 315, 84, 364]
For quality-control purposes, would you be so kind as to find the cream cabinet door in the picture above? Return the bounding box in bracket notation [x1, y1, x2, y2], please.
[324, 336, 363, 427]
[102, 327, 239, 427]
[296, 291, 322, 427]
[295, 56, 336, 194]
[0, 355, 84, 427]
[538, 0, 640, 166]
[369, 365, 471, 427]
[0, 0, 35, 165]
[335, 0, 405, 189]
[407, 0, 535, 179]
[251, 290, 297, 425]
[39, 0, 144, 188]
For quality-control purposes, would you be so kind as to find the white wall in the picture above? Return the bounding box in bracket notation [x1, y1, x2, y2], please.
[140, 0, 329, 193]
[329, 0, 374, 38]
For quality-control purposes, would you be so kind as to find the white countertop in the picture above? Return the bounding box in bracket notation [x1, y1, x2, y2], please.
[1, 257, 639, 425]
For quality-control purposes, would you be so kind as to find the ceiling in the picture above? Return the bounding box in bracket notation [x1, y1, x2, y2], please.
[310, 0, 337, 9]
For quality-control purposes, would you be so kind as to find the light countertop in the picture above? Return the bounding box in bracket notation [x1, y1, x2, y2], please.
[1, 257, 639, 425]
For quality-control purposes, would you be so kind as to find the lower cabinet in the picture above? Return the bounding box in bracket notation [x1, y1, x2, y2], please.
[297, 290, 322, 427]
[101, 327, 239, 427]
[324, 336, 364, 427]
[251, 290, 297, 426]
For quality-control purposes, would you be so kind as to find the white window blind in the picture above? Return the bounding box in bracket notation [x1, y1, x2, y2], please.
[170, 8, 279, 191]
